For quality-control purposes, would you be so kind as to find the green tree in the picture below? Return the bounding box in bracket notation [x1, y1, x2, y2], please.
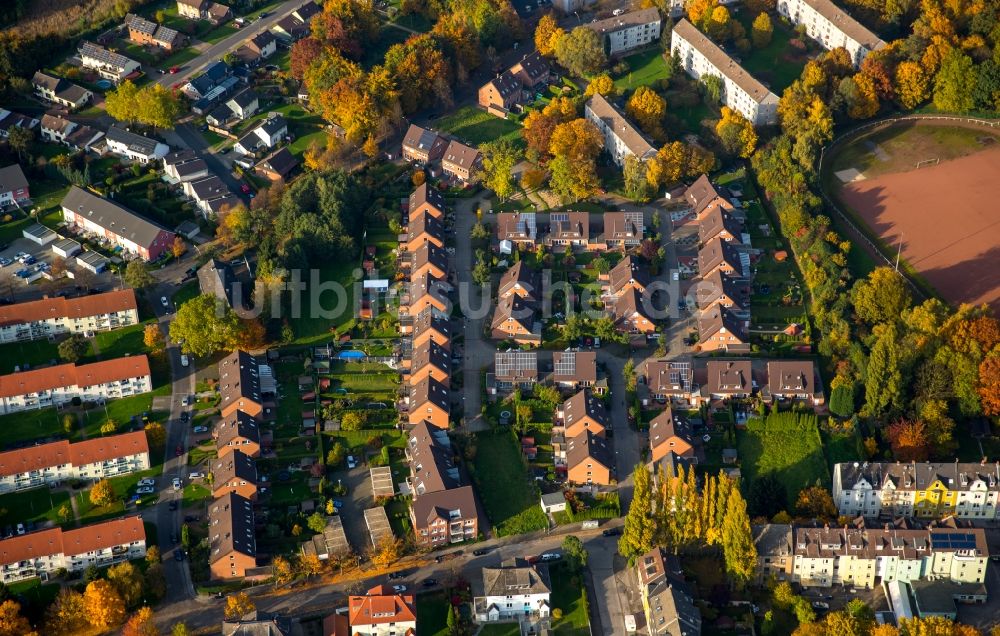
[751, 12, 773, 48]
[307, 512, 327, 534]
[123, 260, 154, 289]
[446, 604, 458, 633]
[548, 155, 600, 202]
[623, 358, 636, 392]
[107, 562, 143, 609]
[933, 49, 976, 113]
[561, 535, 588, 572]
[701, 74, 724, 104]
[618, 464, 655, 561]
[6, 125, 33, 161]
[472, 249, 492, 285]
[327, 442, 346, 467]
[720, 487, 756, 587]
[341, 411, 367, 431]
[623, 155, 652, 202]
[864, 324, 905, 417]
[828, 383, 855, 418]
[58, 334, 90, 363]
[851, 266, 912, 325]
[554, 26, 607, 77]
[480, 139, 521, 201]
[180, 524, 190, 549]
[136, 83, 185, 129]
[169, 294, 241, 357]
[171, 623, 192, 636]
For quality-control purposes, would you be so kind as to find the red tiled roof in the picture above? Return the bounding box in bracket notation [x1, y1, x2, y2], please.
[348, 585, 416, 626]
[0, 356, 151, 399]
[0, 290, 137, 328]
[0, 430, 148, 478]
[0, 516, 144, 566]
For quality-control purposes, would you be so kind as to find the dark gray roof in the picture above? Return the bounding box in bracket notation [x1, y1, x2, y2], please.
[189, 175, 232, 201]
[198, 258, 249, 309]
[216, 410, 261, 447]
[482, 559, 551, 596]
[257, 114, 287, 137]
[0, 164, 28, 194]
[79, 41, 136, 70]
[219, 351, 262, 410]
[208, 492, 257, 564]
[566, 429, 613, 471]
[60, 186, 172, 249]
[407, 420, 460, 494]
[106, 125, 160, 156]
[229, 88, 259, 110]
[256, 147, 298, 178]
[212, 449, 258, 486]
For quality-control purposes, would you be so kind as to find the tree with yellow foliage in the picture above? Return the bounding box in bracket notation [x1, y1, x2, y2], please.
[714, 107, 757, 158]
[646, 142, 716, 190]
[0, 600, 37, 636]
[123, 607, 158, 636]
[107, 561, 144, 609]
[534, 14, 564, 57]
[839, 73, 880, 119]
[44, 589, 87, 635]
[89, 479, 116, 507]
[705, 5, 731, 40]
[299, 553, 325, 576]
[84, 579, 126, 629]
[549, 119, 603, 160]
[687, 0, 719, 26]
[625, 86, 667, 142]
[523, 96, 576, 157]
[751, 12, 772, 48]
[370, 535, 403, 569]
[143, 324, 164, 352]
[224, 592, 256, 620]
[272, 555, 295, 584]
[584, 73, 617, 98]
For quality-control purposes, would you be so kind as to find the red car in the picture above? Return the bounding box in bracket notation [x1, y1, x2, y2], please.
[175, 444, 183, 456]
[240, 183, 251, 194]
[169, 66, 180, 74]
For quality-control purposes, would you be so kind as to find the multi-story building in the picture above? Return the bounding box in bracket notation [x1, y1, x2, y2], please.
[491, 350, 538, 394]
[218, 351, 264, 419]
[557, 389, 608, 438]
[777, 0, 885, 66]
[215, 410, 263, 458]
[697, 307, 749, 353]
[0, 431, 149, 494]
[409, 183, 447, 220]
[0, 356, 151, 415]
[0, 164, 29, 207]
[442, 140, 481, 182]
[602, 211, 645, 249]
[0, 289, 138, 343]
[671, 19, 779, 127]
[211, 449, 258, 500]
[124, 13, 186, 50]
[498, 261, 540, 302]
[39, 115, 104, 152]
[753, 524, 795, 584]
[791, 526, 990, 589]
[31, 72, 92, 110]
[649, 408, 694, 463]
[551, 351, 600, 393]
[490, 295, 541, 345]
[566, 429, 614, 486]
[342, 585, 417, 636]
[587, 8, 662, 57]
[766, 360, 824, 405]
[234, 114, 288, 157]
[0, 516, 146, 583]
[402, 124, 447, 164]
[408, 308, 452, 350]
[495, 212, 539, 247]
[584, 93, 656, 167]
[636, 548, 702, 635]
[61, 187, 175, 261]
[610, 288, 657, 335]
[208, 492, 257, 579]
[832, 462, 1000, 520]
[408, 340, 450, 385]
[642, 358, 695, 402]
[78, 42, 140, 84]
[474, 559, 551, 624]
[402, 211, 445, 252]
[406, 376, 451, 429]
[479, 71, 522, 115]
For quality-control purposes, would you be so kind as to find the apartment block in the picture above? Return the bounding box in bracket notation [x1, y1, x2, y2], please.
[777, 0, 885, 66]
[671, 19, 779, 126]
[0, 356, 152, 415]
[584, 93, 656, 167]
[0, 290, 138, 343]
[587, 8, 662, 57]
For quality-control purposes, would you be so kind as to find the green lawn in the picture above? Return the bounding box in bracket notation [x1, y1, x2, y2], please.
[479, 625, 521, 636]
[202, 24, 240, 44]
[737, 412, 829, 503]
[737, 14, 808, 94]
[0, 488, 71, 528]
[160, 46, 201, 70]
[416, 592, 451, 636]
[328, 361, 401, 392]
[550, 563, 590, 634]
[290, 260, 358, 345]
[436, 106, 523, 148]
[182, 482, 213, 505]
[0, 339, 61, 374]
[0, 408, 73, 447]
[74, 465, 163, 523]
[469, 431, 548, 537]
[173, 280, 201, 308]
[614, 49, 670, 91]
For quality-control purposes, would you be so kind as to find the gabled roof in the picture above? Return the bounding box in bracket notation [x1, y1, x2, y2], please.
[208, 492, 257, 564]
[548, 211, 589, 241]
[407, 271, 449, 308]
[228, 88, 259, 110]
[0, 430, 148, 478]
[218, 351, 262, 413]
[0, 517, 145, 568]
[798, 0, 885, 50]
[603, 211, 644, 241]
[696, 269, 747, 310]
[409, 376, 450, 413]
[767, 360, 815, 395]
[490, 294, 537, 333]
[644, 359, 693, 395]
[698, 307, 747, 343]
[402, 124, 443, 154]
[40, 114, 75, 134]
[588, 7, 660, 36]
[256, 147, 298, 178]
[684, 174, 726, 215]
[0, 356, 151, 399]
[494, 350, 538, 383]
[0, 164, 29, 195]
[0, 289, 136, 328]
[78, 41, 137, 70]
[610, 287, 653, 325]
[497, 261, 540, 300]
[484, 71, 521, 99]
[585, 93, 655, 159]
[256, 114, 287, 137]
[496, 212, 538, 241]
[566, 429, 613, 471]
[510, 50, 549, 84]
[705, 359, 752, 394]
[212, 449, 258, 486]
[410, 340, 450, 379]
[607, 255, 649, 295]
[292, 1, 321, 23]
[551, 351, 597, 384]
[561, 389, 608, 430]
[409, 183, 446, 216]
[407, 419, 459, 494]
[482, 559, 551, 597]
[412, 308, 451, 344]
[348, 585, 417, 627]
[442, 139, 480, 170]
[125, 12, 157, 36]
[32, 71, 90, 103]
[105, 126, 161, 156]
[249, 30, 276, 53]
[698, 205, 742, 244]
[698, 237, 742, 276]
[411, 241, 448, 275]
[188, 175, 231, 202]
[649, 408, 692, 451]
[410, 484, 478, 528]
[404, 211, 445, 246]
[673, 19, 779, 105]
[216, 410, 261, 447]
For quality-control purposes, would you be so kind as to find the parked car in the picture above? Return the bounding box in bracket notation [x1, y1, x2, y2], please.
[15, 523, 24, 535]
[136, 486, 154, 495]
[0, 257, 11, 267]
[168, 501, 178, 511]
[172, 477, 182, 490]
[602, 527, 621, 537]
[169, 66, 179, 74]
[189, 472, 204, 479]
[193, 426, 208, 434]
[387, 571, 406, 580]
[175, 444, 183, 456]
[138, 478, 156, 487]
[174, 549, 185, 561]
[392, 585, 407, 593]
[539, 553, 561, 562]
[332, 499, 343, 509]
[423, 578, 438, 587]
[346, 456, 357, 469]
[472, 548, 489, 556]
[180, 355, 189, 367]
[160, 296, 169, 307]
[180, 412, 190, 422]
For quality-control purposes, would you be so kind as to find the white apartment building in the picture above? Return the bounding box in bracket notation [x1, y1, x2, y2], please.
[474, 559, 552, 624]
[0, 290, 138, 344]
[584, 93, 657, 166]
[671, 19, 779, 126]
[792, 526, 989, 589]
[777, 0, 886, 66]
[0, 356, 152, 415]
[0, 431, 150, 494]
[78, 42, 141, 84]
[0, 517, 146, 584]
[587, 8, 662, 57]
[832, 462, 1000, 521]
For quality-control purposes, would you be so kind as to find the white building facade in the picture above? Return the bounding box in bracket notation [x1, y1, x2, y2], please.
[584, 93, 657, 167]
[0, 357, 153, 415]
[588, 8, 662, 57]
[777, 0, 886, 66]
[0, 291, 138, 344]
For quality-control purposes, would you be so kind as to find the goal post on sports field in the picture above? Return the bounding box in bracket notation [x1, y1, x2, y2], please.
[915, 157, 940, 168]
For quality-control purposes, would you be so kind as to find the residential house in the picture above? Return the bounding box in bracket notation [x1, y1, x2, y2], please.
[409, 340, 450, 385]
[0, 110, 38, 140]
[558, 389, 607, 438]
[402, 124, 447, 164]
[671, 19, 779, 126]
[236, 30, 278, 66]
[479, 71, 522, 115]
[643, 359, 694, 402]
[605, 255, 649, 298]
[177, 0, 231, 23]
[407, 420, 461, 497]
[566, 429, 613, 485]
[765, 360, 823, 405]
[791, 526, 990, 589]
[209, 89, 260, 125]
[587, 8, 662, 57]
[406, 376, 450, 429]
[0, 431, 149, 494]
[0, 356, 151, 415]
[409, 241, 448, 281]
[0, 164, 29, 207]
[777, 0, 886, 66]
[182, 61, 230, 100]
[0, 517, 146, 584]
[211, 449, 258, 500]
[344, 585, 417, 636]
[404, 271, 450, 317]
[636, 549, 702, 636]
[218, 351, 264, 419]
[0, 289, 138, 343]
[442, 140, 481, 182]
[124, 13, 186, 50]
[498, 261, 540, 302]
[697, 308, 749, 353]
[703, 359, 753, 400]
[208, 492, 257, 579]
[255, 147, 299, 182]
[163, 150, 210, 183]
[39, 115, 103, 152]
[409, 183, 447, 220]
[699, 205, 743, 244]
[649, 408, 695, 463]
[584, 93, 656, 167]
[183, 174, 237, 216]
[832, 462, 1000, 521]
[234, 114, 288, 156]
[78, 42, 140, 84]
[105, 126, 170, 164]
[198, 258, 254, 312]
[474, 559, 551, 623]
[697, 237, 744, 278]
[610, 287, 656, 334]
[510, 51, 550, 88]
[215, 410, 262, 458]
[410, 308, 452, 351]
[31, 72, 92, 110]
[492, 350, 538, 393]
[270, 1, 319, 41]
[410, 485, 481, 548]
[551, 351, 599, 392]
[753, 524, 794, 583]
[685, 174, 731, 217]
[695, 270, 748, 312]
[226, 612, 292, 636]
[603, 211, 644, 249]
[402, 211, 445, 252]
[496, 212, 539, 247]
[546, 212, 590, 248]
[490, 294, 540, 345]
[62, 187, 176, 261]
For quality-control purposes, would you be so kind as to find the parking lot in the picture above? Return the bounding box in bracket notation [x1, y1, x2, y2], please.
[0, 236, 119, 302]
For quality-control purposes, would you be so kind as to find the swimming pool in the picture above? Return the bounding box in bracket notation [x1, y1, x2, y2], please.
[95, 79, 112, 89]
[338, 350, 366, 360]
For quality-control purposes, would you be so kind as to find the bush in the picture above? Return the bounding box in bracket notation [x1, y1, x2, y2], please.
[552, 608, 563, 620]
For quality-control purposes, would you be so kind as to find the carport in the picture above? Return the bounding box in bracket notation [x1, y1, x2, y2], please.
[363, 507, 392, 548]
[370, 466, 394, 498]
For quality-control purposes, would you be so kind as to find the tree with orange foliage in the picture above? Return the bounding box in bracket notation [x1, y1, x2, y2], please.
[687, 0, 719, 27]
[238, 319, 268, 350]
[123, 607, 158, 636]
[979, 354, 1000, 416]
[534, 13, 564, 57]
[887, 419, 931, 462]
[522, 96, 576, 157]
[794, 486, 837, 521]
[895, 60, 931, 109]
[949, 314, 1000, 356]
[625, 86, 667, 141]
[0, 600, 37, 636]
[224, 593, 255, 620]
[83, 579, 126, 629]
[290, 37, 324, 80]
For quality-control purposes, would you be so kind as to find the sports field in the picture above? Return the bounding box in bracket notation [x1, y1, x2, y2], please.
[836, 126, 1000, 311]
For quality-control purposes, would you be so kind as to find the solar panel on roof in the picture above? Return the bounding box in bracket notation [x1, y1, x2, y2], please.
[496, 351, 536, 377]
[554, 352, 576, 377]
[551, 213, 568, 223]
[624, 211, 644, 231]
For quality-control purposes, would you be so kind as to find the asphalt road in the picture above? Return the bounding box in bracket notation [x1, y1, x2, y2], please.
[173, 121, 248, 202]
[156, 0, 305, 88]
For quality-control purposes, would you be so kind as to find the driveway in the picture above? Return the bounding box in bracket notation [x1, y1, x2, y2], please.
[170, 122, 248, 203]
[328, 460, 377, 557]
